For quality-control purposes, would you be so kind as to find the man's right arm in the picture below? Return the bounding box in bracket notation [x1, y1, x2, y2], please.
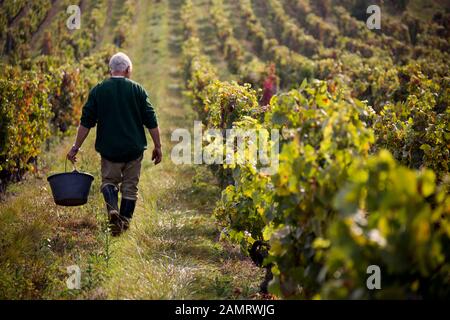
[148, 127, 162, 165]
[140, 87, 158, 130]
[140, 86, 162, 165]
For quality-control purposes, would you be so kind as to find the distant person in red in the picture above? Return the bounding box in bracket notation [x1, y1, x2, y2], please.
[260, 64, 277, 107]
[67, 53, 162, 236]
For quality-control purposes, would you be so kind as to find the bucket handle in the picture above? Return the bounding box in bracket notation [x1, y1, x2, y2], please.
[65, 158, 79, 173]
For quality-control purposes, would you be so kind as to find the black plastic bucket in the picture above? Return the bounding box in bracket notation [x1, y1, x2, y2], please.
[47, 160, 94, 206]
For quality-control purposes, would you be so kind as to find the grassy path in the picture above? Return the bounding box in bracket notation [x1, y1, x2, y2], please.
[102, 0, 263, 299]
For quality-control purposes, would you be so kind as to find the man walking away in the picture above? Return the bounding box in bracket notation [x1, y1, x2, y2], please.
[67, 52, 162, 236]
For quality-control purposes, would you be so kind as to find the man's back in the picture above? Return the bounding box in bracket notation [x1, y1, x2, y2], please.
[68, 52, 162, 236]
[80, 77, 158, 162]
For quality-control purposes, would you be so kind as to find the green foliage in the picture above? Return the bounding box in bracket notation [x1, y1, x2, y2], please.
[266, 0, 320, 57]
[178, 0, 450, 299]
[373, 64, 450, 178]
[210, 0, 244, 73]
[181, 0, 197, 40]
[236, 0, 316, 88]
[322, 150, 450, 299]
[182, 37, 218, 120]
[0, 0, 118, 189]
[2, 0, 52, 61]
[0, 47, 112, 189]
[205, 81, 259, 129]
[215, 172, 271, 252]
[0, 68, 52, 178]
[113, 0, 137, 48]
[210, 80, 449, 299]
[265, 81, 374, 298]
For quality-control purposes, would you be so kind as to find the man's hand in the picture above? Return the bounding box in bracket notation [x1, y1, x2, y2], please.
[67, 125, 90, 163]
[67, 145, 79, 163]
[152, 146, 162, 165]
[148, 127, 162, 165]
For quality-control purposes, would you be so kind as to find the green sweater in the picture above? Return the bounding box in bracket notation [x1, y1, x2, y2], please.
[80, 77, 158, 162]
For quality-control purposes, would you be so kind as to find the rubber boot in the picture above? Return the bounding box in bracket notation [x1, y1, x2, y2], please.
[101, 185, 122, 236]
[119, 198, 136, 231]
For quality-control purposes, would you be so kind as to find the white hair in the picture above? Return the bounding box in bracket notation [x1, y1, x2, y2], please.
[109, 52, 132, 73]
